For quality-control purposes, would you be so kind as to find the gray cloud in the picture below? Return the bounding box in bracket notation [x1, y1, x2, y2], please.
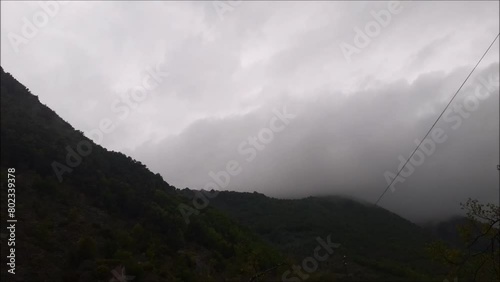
[131, 63, 499, 222]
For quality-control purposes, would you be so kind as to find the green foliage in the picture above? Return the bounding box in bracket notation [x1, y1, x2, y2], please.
[427, 198, 500, 282]
[77, 236, 97, 261]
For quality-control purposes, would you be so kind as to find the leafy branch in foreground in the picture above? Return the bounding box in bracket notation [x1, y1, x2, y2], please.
[427, 198, 500, 282]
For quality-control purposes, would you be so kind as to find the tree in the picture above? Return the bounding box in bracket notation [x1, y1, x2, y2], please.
[428, 198, 499, 281]
[77, 236, 97, 261]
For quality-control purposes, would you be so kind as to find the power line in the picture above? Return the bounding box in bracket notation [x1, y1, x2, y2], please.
[374, 32, 500, 206]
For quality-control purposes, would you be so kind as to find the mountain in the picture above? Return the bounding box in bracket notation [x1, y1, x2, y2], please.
[184, 190, 448, 281]
[0, 67, 283, 281]
[1, 66, 454, 281]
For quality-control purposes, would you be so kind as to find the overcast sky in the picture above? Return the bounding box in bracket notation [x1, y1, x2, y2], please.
[1, 1, 499, 222]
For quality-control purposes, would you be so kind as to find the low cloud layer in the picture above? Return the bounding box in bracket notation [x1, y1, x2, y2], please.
[131, 64, 499, 222]
[1, 1, 498, 222]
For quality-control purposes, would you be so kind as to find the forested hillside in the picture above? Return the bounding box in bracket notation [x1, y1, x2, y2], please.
[189, 190, 448, 281]
[1, 66, 489, 281]
[0, 67, 283, 281]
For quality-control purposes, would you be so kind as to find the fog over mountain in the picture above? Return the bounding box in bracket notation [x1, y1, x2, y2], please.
[1, 1, 498, 223]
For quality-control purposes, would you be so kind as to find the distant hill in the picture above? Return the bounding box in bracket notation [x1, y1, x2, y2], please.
[182, 190, 449, 281]
[422, 216, 470, 246]
[423, 215, 495, 255]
